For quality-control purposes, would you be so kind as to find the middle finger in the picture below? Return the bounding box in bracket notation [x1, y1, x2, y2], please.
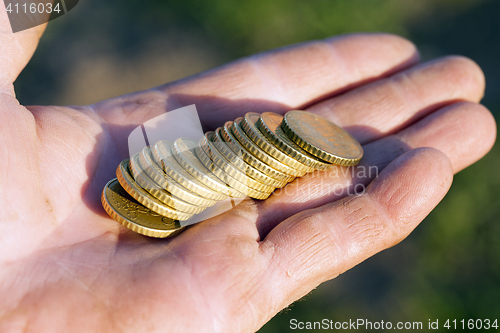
[308, 56, 485, 144]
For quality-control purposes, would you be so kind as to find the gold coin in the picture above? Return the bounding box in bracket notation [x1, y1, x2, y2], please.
[138, 146, 217, 208]
[231, 118, 307, 177]
[198, 132, 276, 193]
[172, 138, 246, 198]
[154, 140, 230, 201]
[116, 159, 193, 221]
[212, 128, 289, 188]
[129, 153, 206, 215]
[239, 113, 315, 173]
[218, 125, 295, 183]
[282, 110, 363, 165]
[102, 179, 184, 238]
[257, 112, 334, 171]
[196, 136, 271, 200]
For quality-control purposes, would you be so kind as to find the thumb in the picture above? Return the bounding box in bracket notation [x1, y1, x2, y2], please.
[0, 1, 47, 94]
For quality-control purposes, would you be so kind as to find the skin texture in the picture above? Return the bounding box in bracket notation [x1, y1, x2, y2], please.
[0, 7, 496, 333]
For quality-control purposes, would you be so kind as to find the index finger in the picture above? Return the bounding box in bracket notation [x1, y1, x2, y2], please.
[160, 33, 419, 129]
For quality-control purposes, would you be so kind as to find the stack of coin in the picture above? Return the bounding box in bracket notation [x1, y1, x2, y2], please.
[101, 110, 363, 238]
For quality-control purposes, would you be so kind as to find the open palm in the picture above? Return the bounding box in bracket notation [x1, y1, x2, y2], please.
[0, 15, 496, 333]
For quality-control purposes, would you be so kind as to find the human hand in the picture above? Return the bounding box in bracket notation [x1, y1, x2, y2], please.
[0, 11, 495, 333]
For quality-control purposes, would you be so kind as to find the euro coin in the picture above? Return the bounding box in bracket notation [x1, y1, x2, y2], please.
[212, 128, 289, 188]
[282, 110, 363, 165]
[101, 178, 184, 238]
[196, 132, 274, 199]
[116, 159, 194, 221]
[154, 140, 230, 201]
[230, 119, 306, 177]
[171, 138, 246, 198]
[239, 113, 315, 173]
[102, 110, 365, 239]
[256, 112, 334, 170]
[129, 153, 206, 215]
[218, 124, 295, 183]
[138, 146, 217, 208]
[199, 132, 276, 193]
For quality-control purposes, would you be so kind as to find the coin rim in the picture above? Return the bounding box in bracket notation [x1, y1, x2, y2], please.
[256, 112, 334, 170]
[213, 128, 289, 188]
[116, 159, 194, 221]
[130, 154, 206, 215]
[196, 134, 272, 199]
[139, 147, 217, 208]
[154, 140, 230, 201]
[240, 113, 315, 173]
[171, 138, 244, 197]
[282, 111, 363, 166]
[201, 131, 276, 193]
[101, 178, 184, 238]
[230, 119, 306, 177]
[219, 124, 296, 182]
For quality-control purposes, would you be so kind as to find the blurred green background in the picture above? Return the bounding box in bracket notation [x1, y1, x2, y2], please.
[14, 0, 499, 331]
